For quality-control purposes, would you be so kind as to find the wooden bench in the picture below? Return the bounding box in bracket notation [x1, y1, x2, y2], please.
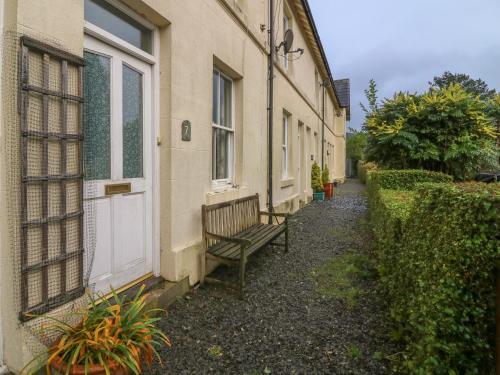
[201, 194, 289, 297]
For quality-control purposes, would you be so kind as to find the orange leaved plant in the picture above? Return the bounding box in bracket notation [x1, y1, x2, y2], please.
[23, 285, 171, 375]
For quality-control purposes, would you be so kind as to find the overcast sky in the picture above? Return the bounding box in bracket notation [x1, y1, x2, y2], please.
[309, 0, 500, 130]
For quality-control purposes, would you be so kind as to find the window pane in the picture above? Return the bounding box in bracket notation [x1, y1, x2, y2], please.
[282, 116, 287, 146]
[219, 76, 225, 127]
[213, 128, 229, 180]
[122, 64, 144, 178]
[222, 76, 232, 128]
[282, 146, 287, 177]
[84, 51, 111, 180]
[212, 128, 217, 179]
[212, 71, 218, 124]
[85, 0, 152, 53]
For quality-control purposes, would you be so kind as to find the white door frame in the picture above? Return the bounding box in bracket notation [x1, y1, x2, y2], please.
[84, 4, 161, 278]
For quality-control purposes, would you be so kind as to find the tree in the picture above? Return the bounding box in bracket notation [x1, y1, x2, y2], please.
[360, 79, 380, 169]
[360, 78, 378, 117]
[485, 93, 500, 166]
[364, 83, 499, 179]
[429, 71, 496, 101]
[346, 128, 368, 161]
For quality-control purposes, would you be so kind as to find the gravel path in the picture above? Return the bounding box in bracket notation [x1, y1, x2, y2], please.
[147, 180, 398, 374]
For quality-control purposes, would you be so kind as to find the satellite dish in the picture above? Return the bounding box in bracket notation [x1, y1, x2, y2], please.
[283, 29, 294, 54]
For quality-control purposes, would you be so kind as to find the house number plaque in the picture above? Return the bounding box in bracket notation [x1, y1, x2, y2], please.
[181, 120, 191, 141]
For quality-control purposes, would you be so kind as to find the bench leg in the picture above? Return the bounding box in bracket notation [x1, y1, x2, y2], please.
[200, 249, 207, 285]
[239, 256, 247, 299]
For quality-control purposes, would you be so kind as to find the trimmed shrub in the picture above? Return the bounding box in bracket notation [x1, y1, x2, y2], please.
[357, 161, 377, 184]
[369, 189, 415, 283]
[311, 161, 323, 192]
[369, 169, 453, 191]
[366, 169, 450, 230]
[322, 164, 330, 185]
[369, 177, 500, 373]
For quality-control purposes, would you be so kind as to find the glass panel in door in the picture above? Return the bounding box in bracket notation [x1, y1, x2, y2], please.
[122, 64, 144, 178]
[83, 51, 111, 180]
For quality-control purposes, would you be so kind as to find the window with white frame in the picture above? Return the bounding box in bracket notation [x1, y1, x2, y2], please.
[282, 112, 289, 178]
[212, 69, 234, 185]
[283, 15, 290, 70]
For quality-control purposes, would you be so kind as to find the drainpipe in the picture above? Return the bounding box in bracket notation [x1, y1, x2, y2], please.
[321, 80, 330, 169]
[321, 81, 325, 169]
[267, 0, 274, 222]
[0, 0, 7, 371]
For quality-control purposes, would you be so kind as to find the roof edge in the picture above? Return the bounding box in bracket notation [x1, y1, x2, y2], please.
[300, 0, 344, 108]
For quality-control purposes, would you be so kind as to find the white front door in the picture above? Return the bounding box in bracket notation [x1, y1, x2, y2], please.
[83, 35, 153, 294]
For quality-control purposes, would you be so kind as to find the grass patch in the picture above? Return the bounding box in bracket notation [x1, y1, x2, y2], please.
[349, 345, 363, 359]
[330, 227, 352, 239]
[312, 252, 376, 307]
[372, 351, 384, 361]
[207, 345, 223, 358]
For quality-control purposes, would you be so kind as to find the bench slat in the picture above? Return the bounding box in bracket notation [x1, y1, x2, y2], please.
[207, 223, 286, 260]
[208, 223, 269, 257]
[228, 225, 285, 260]
[246, 225, 286, 256]
[207, 224, 264, 257]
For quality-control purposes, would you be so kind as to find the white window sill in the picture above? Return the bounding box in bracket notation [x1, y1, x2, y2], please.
[280, 177, 295, 188]
[210, 182, 235, 193]
[205, 185, 249, 206]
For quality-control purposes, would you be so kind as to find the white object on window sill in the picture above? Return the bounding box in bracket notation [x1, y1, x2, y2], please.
[205, 185, 249, 206]
[210, 181, 238, 192]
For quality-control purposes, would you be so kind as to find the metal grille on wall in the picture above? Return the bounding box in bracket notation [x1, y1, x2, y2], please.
[19, 36, 85, 321]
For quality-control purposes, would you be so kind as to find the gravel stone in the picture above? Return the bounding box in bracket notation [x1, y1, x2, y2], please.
[145, 180, 398, 374]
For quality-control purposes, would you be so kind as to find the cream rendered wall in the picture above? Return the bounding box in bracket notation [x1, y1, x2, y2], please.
[161, 0, 269, 284]
[0, 0, 346, 370]
[271, 0, 345, 211]
[0, 0, 171, 371]
[0, 0, 87, 371]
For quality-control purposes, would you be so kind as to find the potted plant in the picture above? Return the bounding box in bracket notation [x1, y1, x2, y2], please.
[322, 165, 333, 199]
[311, 161, 324, 201]
[24, 285, 171, 375]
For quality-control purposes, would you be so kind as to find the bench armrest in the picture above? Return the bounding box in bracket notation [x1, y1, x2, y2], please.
[259, 211, 289, 218]
[259, 211, 289, 225]
[205, 232, 252, 247]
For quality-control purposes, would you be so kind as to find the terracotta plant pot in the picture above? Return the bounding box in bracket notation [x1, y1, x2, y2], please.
[323, 183, 333, 199]
[50, 356, 129, 375]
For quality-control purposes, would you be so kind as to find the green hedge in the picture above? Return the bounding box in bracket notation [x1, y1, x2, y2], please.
[369, 175, 500, 373]
[357, 161, 377, 184]
[368, 169, 453, 190]
[369, 189, 415, 284]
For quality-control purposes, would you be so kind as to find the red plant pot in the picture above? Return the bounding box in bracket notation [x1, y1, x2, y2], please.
[323, 183, 333, 199]
[50, 356, 129, 375]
